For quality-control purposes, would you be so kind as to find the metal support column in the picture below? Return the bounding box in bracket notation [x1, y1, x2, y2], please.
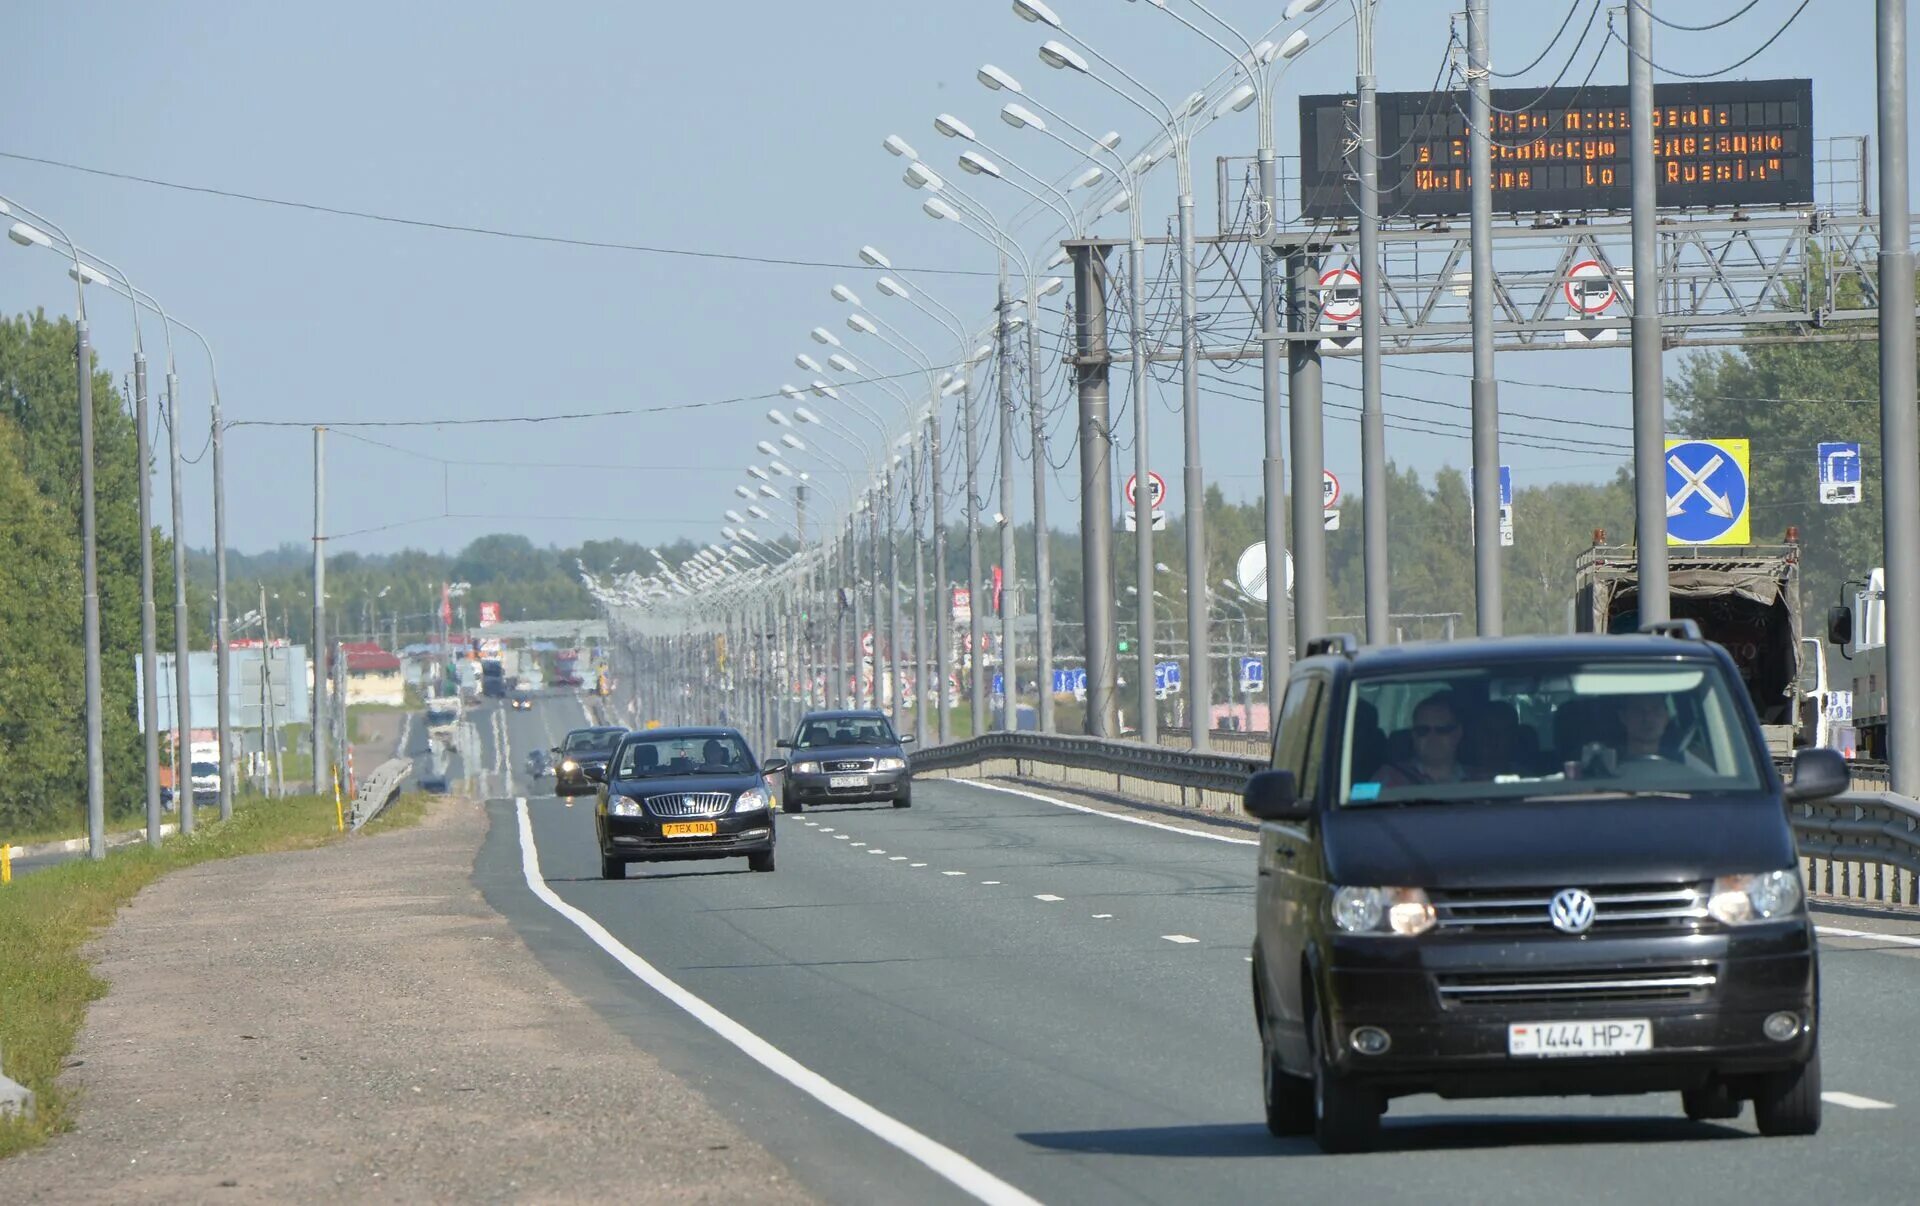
[1356, 4, 1391, 643]
[1071, 244, 1118, 736]
[1258, 149, 1290, 691]
[1288, 251, 1329, 648]
[1467, 0, 1503, 635]
[312, 426, 331, 797]
[1628, 0, 1670, 623]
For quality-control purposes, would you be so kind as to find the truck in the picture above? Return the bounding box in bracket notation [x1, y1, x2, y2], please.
[481, 657, 507, 697]
[1826, 567, 1890, 758]
[1573, 538, 1806, 755]
[425, 693, 462, 753]
[188, 739, 223, 802]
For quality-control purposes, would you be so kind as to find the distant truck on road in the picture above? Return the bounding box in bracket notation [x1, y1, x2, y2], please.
[188, 739, 222, 802]
[481, 657, 507, 698]
[1573, 537, 1807, 754]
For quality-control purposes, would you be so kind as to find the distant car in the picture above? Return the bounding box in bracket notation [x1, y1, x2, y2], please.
[593, 727, 784, 878]
[776, 709, 913, 813]
[417, 769, 451, 794]
[553, 726, 626, 796]
[526, 748, 552, 778]
[511, 684, 535, 711]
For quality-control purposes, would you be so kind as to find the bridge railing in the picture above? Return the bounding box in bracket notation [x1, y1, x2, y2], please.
[913, 734, 1920, 909]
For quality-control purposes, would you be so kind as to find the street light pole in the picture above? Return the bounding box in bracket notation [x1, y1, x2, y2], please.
[1627, 0, 1669, 623]
[995, 267, 1018, 730]
[165, 367, 194, 834]
[1467, 0, 1503, 636]
[312, 426, 331, 797]
[1354, 0, 1390, 644]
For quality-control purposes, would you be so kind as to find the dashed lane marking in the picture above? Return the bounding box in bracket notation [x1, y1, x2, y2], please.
[1093, 914, 1115, 920]
[1823, 1092, 1897, 1110]
[910, 863, 929, 868]
[851, 841, 866, 847]
[1162, 934, 1200, 944]
[981, 881, 1002, 885]
[890, 856, 909, 862]
[1035, 894, 1064, 902]
[835, 835, 851, 841]
[943, 871, 967, 876]
[512, 799, 1043, 1206]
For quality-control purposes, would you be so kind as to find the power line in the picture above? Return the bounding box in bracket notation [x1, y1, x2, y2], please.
[1648, 1, 1763, 33]
[0, 148, 994, 278]
[1613, 0, 1812, 79]
[1491, 0, 1589, 78]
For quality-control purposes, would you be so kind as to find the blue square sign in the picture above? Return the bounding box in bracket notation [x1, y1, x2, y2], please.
[1818, 441, 1862, 505]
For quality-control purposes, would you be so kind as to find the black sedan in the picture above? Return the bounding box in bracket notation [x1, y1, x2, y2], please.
[776, 709, 913, 812]
[553, 726, 626, 797]
[592, 727, 786, 878]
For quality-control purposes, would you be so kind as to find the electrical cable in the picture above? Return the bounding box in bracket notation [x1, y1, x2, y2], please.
[1491, 0, 1588, 78]
[1648, 1, 1763, 33]
[1613, 0, 1811, 80]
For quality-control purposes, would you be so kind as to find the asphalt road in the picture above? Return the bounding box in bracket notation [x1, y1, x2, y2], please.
[469, 693, 1917, 1204]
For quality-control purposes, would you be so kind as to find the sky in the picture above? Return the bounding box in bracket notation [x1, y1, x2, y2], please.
[0, 0, 1910, 561]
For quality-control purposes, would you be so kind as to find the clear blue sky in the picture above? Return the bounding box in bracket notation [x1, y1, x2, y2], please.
[0, 1, 1907, 557]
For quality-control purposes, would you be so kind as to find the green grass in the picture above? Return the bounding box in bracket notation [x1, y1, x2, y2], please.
[0, 791, 429, 1159]
[361, 791, 429, 835]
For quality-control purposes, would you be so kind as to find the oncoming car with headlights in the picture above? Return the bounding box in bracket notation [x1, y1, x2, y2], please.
[592, 727, 787, 878]
[1244, 624, 1849, 1153]
[553, 726, 625, 797]
[776, 709, 913, 812]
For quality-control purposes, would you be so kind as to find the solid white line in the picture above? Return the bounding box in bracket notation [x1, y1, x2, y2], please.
[1161, 934, 1200, 945]
[1817, 925, 1920, 949]
[1823, 1091, 1897, 1110]
[1034, 894, 1064, 902]
[953, 780, 1257, 847]
[511, 799, 1042, 1206]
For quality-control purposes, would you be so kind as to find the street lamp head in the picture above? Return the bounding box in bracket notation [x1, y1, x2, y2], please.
[1034, 276, 1065, 299]
[757, 439, 779, 455]
[940, 375, 968, 396]
[1038, 40, 1089, 73]
[760, 484, 780, 498]
[999, 102, 1047, 132]
[831, 283, 862, 307]
[780, 433, 805, 450]
[857, 244, 892, 269]
[1046, 247, 1071, 269]
[769, 460, 793, 476]
[1069, 165, 1103, 190]
[8, 221, 53, 249]
[808, 327, 842, 348]
[1179, 90, 1206, 119]
[748, 505, 771, 520]
[977, 63, 1023, 93]
[809, 380, 840, 399]
[847, 313, 879, 335]
[922, 196, 962, 222]
[1276, 29, 1312, 60]
[1013, 0, 1062, 27]
[1215, 83, 1257, 118]
[970, 341, 994, 363]
[883, 134, 918, 159]
[904, 161, 944, 191]
[795, 352, 824, 372]
[725, 509, 746, 523]
[957, 149, 1003, 179]
[794, 406, 820, 424]
[721, 526, 738, 540]
[876, 275, 910, 300]
[747, 465, 771, 481]
[769, 406, 794, 423]
[67, 262, 113, 287]
[827, 352, 858, 373]
[1097, 189, 1132, 217]
[1284, 0, 1327, 17]
[933, 113, 976, 141]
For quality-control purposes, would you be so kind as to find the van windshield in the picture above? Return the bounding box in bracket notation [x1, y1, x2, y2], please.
[1340, 659, 1765, 806]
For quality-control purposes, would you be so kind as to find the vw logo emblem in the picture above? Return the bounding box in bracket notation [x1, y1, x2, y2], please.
[1549, 888, 1597, 935]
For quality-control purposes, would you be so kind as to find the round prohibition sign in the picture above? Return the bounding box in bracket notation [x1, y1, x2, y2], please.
[1564, 259, 1618, 315]
[1319, 266, 1362, 324]
[1125, 471, 1167, 509]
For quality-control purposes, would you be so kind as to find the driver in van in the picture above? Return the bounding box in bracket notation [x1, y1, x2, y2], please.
[1613, 693, 1715, 771]
[1378, 693, 1475, 787]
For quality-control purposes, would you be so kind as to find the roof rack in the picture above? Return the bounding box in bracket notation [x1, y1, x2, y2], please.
[1304, 633, 1360, 659]
[1640, 619, 1703, 641]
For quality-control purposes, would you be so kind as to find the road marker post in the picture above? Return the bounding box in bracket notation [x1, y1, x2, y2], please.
[2, 843, 10, 884]
[333, 767, 345, 833]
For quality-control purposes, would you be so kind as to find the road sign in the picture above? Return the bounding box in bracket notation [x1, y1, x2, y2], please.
[1051, 667, 1089, 700]
[1319, 267, 1361, 323]
[1125, 471, 1167, 509]
[862, 630, 875, 656]
[1818, 441, 1863, 505]
[478, 601, 501, 627]
[991, 672, 1005, 698]
[1322, 470, 1341, 509]
[1664, 438, 1751, 546]
[951, 587, 972, 623]
[1564, 261, 1631, 343]
[1155, 661, 1181, 697]
[1471, 465, 1516, 547]
[1239, 657, 1265, 694]
[1234, 542, 1294, 604]
[1123, 508, 1168, 532]
[1324, 510, 1340, 531]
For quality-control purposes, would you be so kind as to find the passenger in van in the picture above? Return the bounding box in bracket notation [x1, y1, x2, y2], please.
[1470, 700, 1542, 778]
[1378, 694, 1475, 787]
[1613, 693, 1715, 773]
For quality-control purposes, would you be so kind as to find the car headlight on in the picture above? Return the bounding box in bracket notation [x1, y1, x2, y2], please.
[1331, 886, 1436, 936]
[734, 785, 771, 813]
[1708, 870, 1803, 925]
[608, 798, 643, 817]
[561, 759, 578, 772]
[874, 756, 907, 772]
[792, 761, 821, 775]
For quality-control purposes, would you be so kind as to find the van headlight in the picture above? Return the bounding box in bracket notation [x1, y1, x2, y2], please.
[1708, 870, 1803, 924]
[1332, 886, 1436, 936]
[792, 761, 821, 775]
[734, 785, 771, 813]
[608, 799, 642, 817]
[874, 756, 907, 771]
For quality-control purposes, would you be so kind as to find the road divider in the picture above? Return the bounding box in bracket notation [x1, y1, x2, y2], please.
[347, 758, 413, 832]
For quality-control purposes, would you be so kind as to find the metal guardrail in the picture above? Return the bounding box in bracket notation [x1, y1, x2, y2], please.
[347, 758, 413, 832]
[918, 734, 1920, 908]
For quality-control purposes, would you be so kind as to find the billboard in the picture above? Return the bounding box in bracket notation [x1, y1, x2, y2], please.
[136, 646, 312, 733]
[1300, 79, 1813, 219]
[478, 601, 501, 627]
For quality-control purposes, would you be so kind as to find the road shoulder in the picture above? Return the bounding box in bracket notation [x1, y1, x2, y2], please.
[0, 795, 815, 1203]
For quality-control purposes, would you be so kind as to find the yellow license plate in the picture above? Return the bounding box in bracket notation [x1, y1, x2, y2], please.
[661, 821, 718, 838]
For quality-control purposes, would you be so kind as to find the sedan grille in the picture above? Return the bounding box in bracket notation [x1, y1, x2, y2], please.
[644, 792, 735, 818]
[825, 758, 876, 773]
[1430, 883, 1709, 934]
[1437, 964, 1718, 1008]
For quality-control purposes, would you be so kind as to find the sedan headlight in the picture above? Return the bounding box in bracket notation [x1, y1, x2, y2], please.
[792, 761, 821, 775]
[608, 798, 643, 817]
[1708, 870, 1803, 925]
[561, 759, 578, 772]
[874, 756, 907, 772]
[734, 785, 771, 813]
[1331, 886, 1437, 936]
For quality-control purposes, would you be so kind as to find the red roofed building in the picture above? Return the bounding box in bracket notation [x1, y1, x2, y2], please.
[339, 642, 405, 706]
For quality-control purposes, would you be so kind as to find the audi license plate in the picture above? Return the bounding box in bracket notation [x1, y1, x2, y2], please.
[829, 774, 869, 788]
[661, 821, 718, 838]
[1508, 1020, 1651, 1057]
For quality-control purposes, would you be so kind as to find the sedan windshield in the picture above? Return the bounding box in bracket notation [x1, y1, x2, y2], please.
[615, 734, 755, 778]
[794, 719, 897, 748]
[1340, 659, 1764, 806]
[563, 729, 622, 753]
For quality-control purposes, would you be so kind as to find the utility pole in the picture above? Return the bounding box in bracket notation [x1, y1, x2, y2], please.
[258, 584, 271, 796]
[134, 352, 163, 846]
[1467, 0, 1503, 635]
[931, 407, 953, 743]
[77, 315, 107, 860]
[166, 369, 194, 835]
[1129, 239, 1157, 743]
[996, 269, 1018, 732]
[1026, 293, 1054, 733]
[1355, 0, 1390, 644]
[1178, 168, 1211, 748]
[1288, 250, 1330, 649]
[1071, 242, 1118, 737]
[1875, 0, 1920, 792]
[911, 431, 931, 744]
[212, 382, 234, 821]
[1628, 0, 1669, 623]
[1259, 140, 1290, 691]
[312, 426, 331, 797]
[963, 373, 987, 732]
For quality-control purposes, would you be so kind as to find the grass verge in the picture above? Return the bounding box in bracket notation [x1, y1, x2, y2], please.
[0, 791, 429, 1159]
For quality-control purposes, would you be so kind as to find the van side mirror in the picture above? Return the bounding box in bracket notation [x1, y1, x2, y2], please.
[582, 763, 607, 783]
[1827, 605, 1853, 648]
[1243, 769, 1309, 821]
[761, 758, 790, 776]
[1785, 747, 1848, 803]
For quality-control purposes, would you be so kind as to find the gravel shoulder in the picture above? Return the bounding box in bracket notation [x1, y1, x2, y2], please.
[1, 796, 816, 1204]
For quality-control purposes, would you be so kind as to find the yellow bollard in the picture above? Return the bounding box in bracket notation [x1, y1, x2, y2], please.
[333, 768, 345, 833]
[2, 843, 10, 885]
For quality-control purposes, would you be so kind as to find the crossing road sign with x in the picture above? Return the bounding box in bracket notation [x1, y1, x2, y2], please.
[1665, 438, 1750, 546]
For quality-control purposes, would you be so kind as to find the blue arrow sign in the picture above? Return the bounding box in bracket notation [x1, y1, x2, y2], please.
[1664, 439, 1750, 545]
[1051, 668, 1071, 694]
[1818, 441, 1862, 505]
[1240, 657, 1264, 693]
[991, 673, 1005, 698]
[1498, 464, 1513, 508]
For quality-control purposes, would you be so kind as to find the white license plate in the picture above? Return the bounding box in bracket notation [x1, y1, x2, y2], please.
[1509, 1019, 1652, 1057]
[829, 774, 869, 788]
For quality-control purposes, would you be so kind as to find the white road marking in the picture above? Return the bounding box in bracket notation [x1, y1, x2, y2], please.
[1818, 925, 1920, 949]
[1823, 1091, 1897, 1110]
[1035, 894, 1064, 902]
[870, 849, 886, 854]
[954, 780, 1257, 846]
[1093, 914, 1115, 920]
[835, 835, 851, 841]
[510, 799, 1042, 1206]
[943, 871, 967, 877]
[1162, 934, 1200, 944]
[911, 862, 928, 868]
[851, 842, 866, 847]
[820, 827, 836, 833]
[890, 856, 909, 862]
[981, 881, 1002, 885]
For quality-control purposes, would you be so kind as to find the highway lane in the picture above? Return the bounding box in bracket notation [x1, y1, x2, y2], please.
[477, 694, 1920, 1204]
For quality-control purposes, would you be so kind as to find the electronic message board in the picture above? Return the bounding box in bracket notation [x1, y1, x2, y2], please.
[1299, 79, 1812, 219]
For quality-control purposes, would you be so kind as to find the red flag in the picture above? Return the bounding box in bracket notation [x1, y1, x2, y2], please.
[992, 565, 1004, 615]
[440, 583, 452, 627]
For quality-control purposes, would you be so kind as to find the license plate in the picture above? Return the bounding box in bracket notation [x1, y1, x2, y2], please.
[829, 774, 869, 788]
[661, 821, 718, 838]
[1509, 1019, 1652, 1057]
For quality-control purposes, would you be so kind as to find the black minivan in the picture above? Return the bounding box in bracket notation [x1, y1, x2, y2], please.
[1245, 625, 1849, 1152]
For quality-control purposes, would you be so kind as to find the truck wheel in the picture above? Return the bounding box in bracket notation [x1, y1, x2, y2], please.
[1754, 1046, 1822, 1136]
